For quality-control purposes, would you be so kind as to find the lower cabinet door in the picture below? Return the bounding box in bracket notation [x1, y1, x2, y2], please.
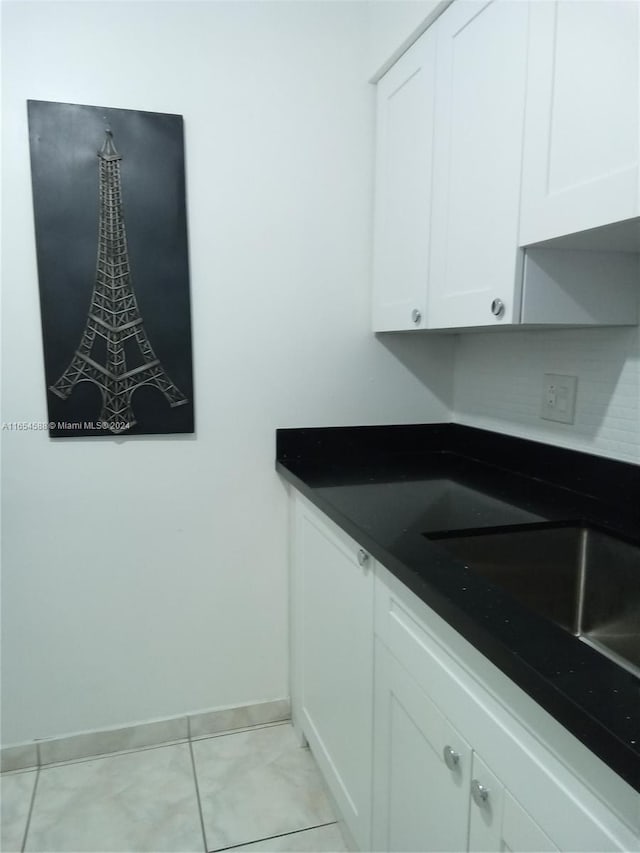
[468, 753, 505, 852]
[469, 753, 558, 853]
[372, 641, 471, 852]
[501, 792, 558, 853]
[292, 496, 374, 851]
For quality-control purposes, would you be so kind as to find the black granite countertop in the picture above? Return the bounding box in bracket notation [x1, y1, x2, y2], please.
[276, 424, 640, 793]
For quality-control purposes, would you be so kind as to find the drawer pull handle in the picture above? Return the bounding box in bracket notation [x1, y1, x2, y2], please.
[443, 745, 460, 771]
[471, 779, 490, 807]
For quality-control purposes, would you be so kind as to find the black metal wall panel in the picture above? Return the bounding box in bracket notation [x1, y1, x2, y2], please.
[28, 100, 195, 437]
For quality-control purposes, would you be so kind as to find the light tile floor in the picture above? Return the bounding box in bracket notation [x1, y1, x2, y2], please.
[1, 722, 348, 853]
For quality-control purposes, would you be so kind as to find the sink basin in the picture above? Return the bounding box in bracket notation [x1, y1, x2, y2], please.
[426, 523, 640, 676]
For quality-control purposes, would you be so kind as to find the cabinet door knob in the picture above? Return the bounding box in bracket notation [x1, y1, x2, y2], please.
[490, 298, 505, 318]
[357, 549, 370, 568]
[471, 779, 490, 807]
[443, 745, 460, 771]
[411, 308, 422, 325]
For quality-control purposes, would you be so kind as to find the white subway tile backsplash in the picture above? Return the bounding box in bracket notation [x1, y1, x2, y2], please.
[453, 326, 640, 463]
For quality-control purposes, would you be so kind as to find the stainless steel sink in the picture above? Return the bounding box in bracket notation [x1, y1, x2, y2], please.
[426, 523, 640, 676]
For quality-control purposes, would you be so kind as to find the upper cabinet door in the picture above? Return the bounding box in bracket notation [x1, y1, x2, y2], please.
[427, 1, 529, 329]
[372, 27, 437, 332]
[519, 0, 640, 246]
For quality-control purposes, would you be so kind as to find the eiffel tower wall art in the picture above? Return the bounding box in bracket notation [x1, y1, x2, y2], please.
[27, 100, 195, 437]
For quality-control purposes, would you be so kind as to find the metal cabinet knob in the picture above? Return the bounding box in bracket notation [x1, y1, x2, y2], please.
[357, 549, 370, 568]
[411, 308, 422, 325]
[491, 298, 505, 318]
[443, 745, 460, 771]
[471, 779, 490, 808]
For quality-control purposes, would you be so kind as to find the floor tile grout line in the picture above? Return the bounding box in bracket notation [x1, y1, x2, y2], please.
[188, 736, 209, 853]
[20, 766, 40, 853]
[11, 721, 332, 853]
[210, 820, 339, 853]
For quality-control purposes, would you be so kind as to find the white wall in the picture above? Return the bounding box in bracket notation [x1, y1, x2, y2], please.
[365, 0, 447, 80]
[0, 1, 453, 745]
[453, 326, 640, 464]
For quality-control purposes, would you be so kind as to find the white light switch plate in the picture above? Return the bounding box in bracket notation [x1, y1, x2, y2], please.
[541, 374, 578, 424]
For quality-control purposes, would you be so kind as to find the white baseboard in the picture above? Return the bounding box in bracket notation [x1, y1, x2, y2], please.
[1, 698, 290, 772]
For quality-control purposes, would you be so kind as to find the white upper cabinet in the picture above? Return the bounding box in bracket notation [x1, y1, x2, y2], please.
[372, 26, 437, 331]
[371, 0, 640, 332]
[428, 0, 529, 329]
[519, 0, 640, 246]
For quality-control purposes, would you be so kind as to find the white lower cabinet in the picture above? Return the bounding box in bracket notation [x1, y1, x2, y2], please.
[373, 565, 638, 853]
[289, 496, 639, 852]
[372, 640, 472, 852]
[290, 494, 374, 851]
[373, 641, 558, 853]
[468, 754, 557, 853]
[498, 790, 559, 853]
